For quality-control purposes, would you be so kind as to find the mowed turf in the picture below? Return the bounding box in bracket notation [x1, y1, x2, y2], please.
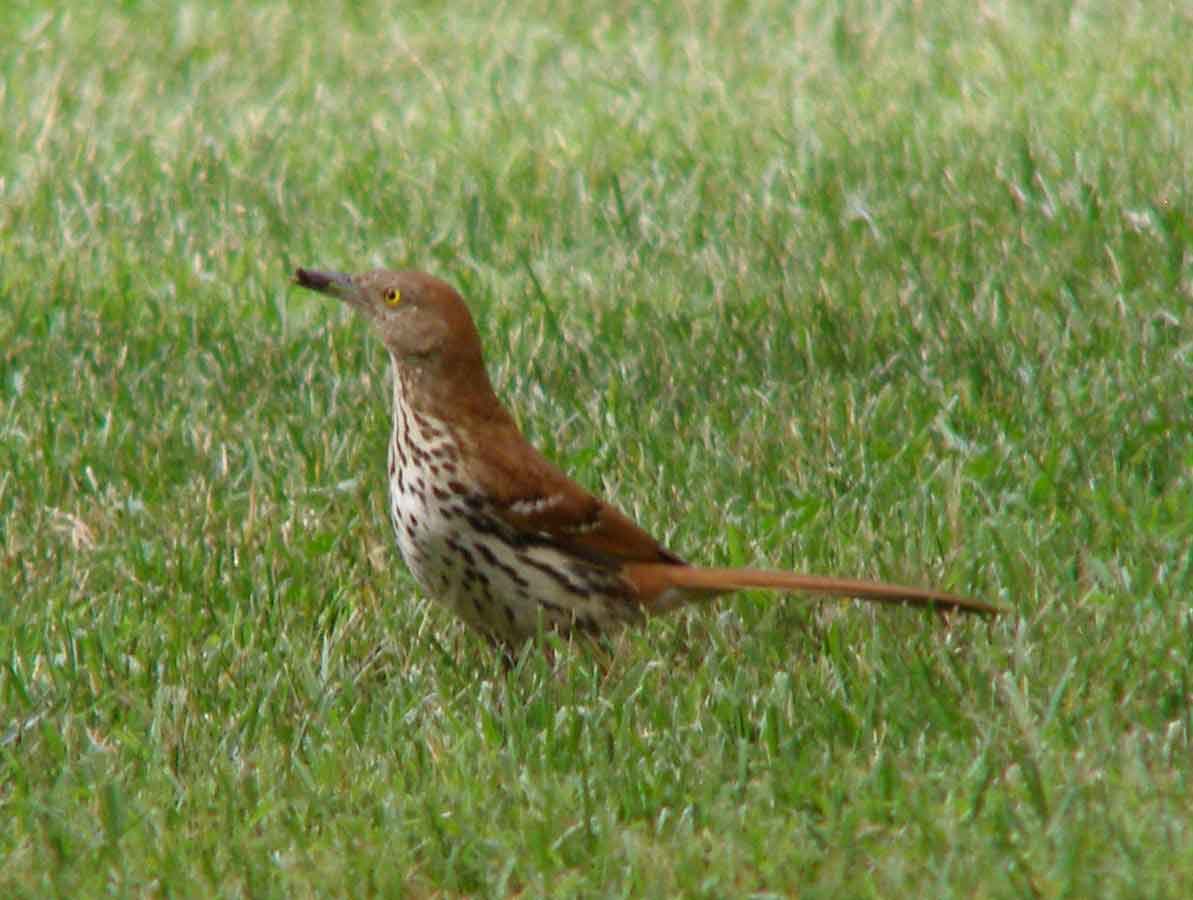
[2, 2, 1191, 896]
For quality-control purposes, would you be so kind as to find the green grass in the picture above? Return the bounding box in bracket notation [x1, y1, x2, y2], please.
[3, 0, 1192, 895]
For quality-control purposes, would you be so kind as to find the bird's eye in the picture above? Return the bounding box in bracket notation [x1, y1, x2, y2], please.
[384, 288, 401, 306]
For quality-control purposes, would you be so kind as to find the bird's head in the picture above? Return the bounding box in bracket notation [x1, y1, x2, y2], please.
[294, 267, 485, 372]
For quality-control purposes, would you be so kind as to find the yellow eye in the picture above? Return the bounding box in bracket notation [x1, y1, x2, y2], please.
[384, 287, 401, 306]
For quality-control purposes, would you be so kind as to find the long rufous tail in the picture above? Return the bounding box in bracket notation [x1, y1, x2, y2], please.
[625, 564, 1001, 617]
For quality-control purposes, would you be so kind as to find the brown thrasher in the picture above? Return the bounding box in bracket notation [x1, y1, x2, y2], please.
[294, 267, 999, 650]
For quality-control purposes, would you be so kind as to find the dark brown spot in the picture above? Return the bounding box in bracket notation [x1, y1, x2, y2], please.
[573, 614, 600, 636]
[517, 551, 586, 596]
[475, 542, 529, 589]
[412, 414, 442, 440]
[446, 538, 476, 567]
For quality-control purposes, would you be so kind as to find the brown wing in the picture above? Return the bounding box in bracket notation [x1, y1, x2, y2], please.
[459, 418, 684, 566]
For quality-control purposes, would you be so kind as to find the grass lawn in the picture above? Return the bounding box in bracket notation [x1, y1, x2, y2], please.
[3, 1, 1192, 895]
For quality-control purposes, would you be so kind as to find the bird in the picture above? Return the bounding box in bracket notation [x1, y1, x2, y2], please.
[292, 266, 1000, 651]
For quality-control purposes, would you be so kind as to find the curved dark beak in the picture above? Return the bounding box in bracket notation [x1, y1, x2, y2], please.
[293, 267, 354, 298]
